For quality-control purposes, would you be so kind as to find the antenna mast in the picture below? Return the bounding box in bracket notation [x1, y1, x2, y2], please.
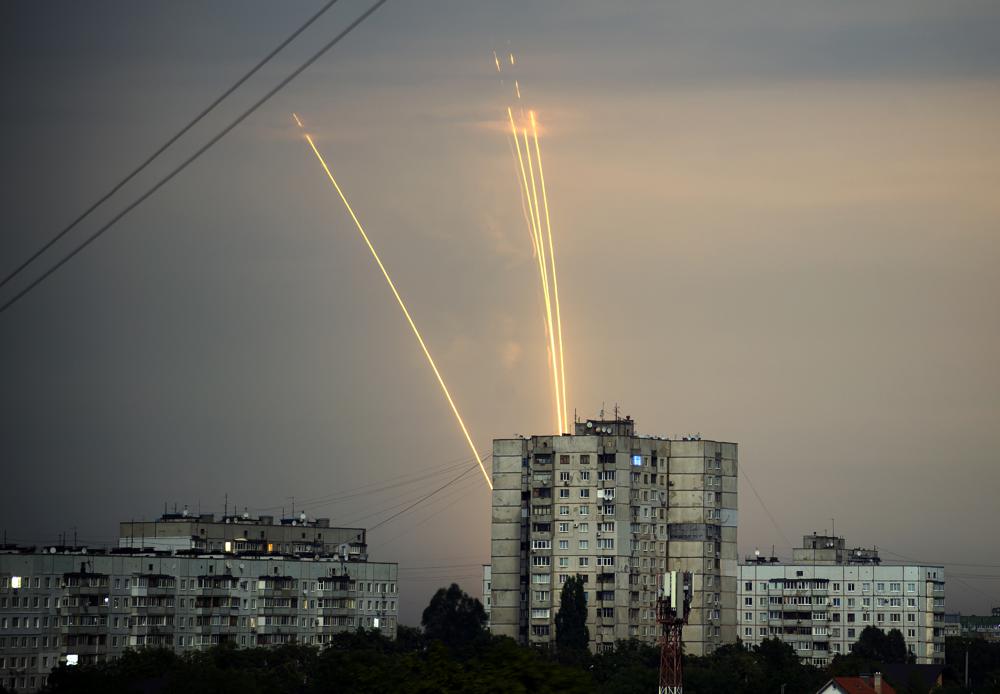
[657, 571, 692, 694]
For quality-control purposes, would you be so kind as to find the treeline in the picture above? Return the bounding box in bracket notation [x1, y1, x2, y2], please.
[27, 581, 1000, 694]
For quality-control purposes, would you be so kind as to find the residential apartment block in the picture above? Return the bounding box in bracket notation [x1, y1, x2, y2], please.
[738, 534, 945, 666]
[119, 509, 367, 559]
[0, 512, 397, 692]
[490, 416, 737, 655]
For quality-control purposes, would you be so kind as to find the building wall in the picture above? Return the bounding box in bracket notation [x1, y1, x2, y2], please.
[490, 424, 738, 655]
[737, 563, 946, 665]
[118, 516, 366, 558]
[0, 550, 397, 692]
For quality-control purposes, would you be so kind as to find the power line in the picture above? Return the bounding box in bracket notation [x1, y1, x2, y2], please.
[739, 463, 793, 550]
[248, 454, 477, 514]
[369, 459, 486, 532]
[376, 475, 481, 550]
[0, 0, 388, 316]
[0, 0, 341, 292]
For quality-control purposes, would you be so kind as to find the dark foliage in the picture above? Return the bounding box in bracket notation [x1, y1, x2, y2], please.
[941, 637, 1000, 693]
[420, 582, 489, 653]
[555, 575, 590, 663]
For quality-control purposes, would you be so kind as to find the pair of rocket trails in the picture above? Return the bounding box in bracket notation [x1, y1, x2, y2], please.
[292, 113, 493, 492]
[498, 51, 569, 435]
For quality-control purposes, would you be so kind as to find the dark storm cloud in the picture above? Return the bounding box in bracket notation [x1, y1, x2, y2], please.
[1, 1, 999, 621]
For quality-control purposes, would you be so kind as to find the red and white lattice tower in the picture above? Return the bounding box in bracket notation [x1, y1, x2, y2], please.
[656, 571, 691, 694]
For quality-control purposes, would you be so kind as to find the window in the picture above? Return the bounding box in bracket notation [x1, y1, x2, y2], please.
[745, 582, 753, 591]
[579, 523, 589, 532]
[580, 471, 590, 481]
[580, 455, 590, 465]
[597, 538, 614, 549]
[532, 556, 550, 567]
[847, 583, 855, 592]
[559, 472, 571, 482]
[531, 540, 551, 550]
[560, 455, 570, 465]
[907, 582, 916, 592]
[745, 597, 753, 606]
[531, 608, 550, 619]
[890, 582, 901, 592]
[559, 540, 569, 550]
[559, 557, 569, 568]
[559, 506, 570, 516]
[579, 506, 590, 515]
[579, 489, 590, 498]
[876, 582, 885, 592]
[558, 522, 569, 533]
[579, 540, 589, 550]
[579, 557, 589, 567]
[559, 489, 570, 498]
[596, 556, 614, 566]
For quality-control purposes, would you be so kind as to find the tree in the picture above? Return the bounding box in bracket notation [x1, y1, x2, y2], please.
[851, 626, 912, 664]
[555, 574, 590, 663]
[420, 582, 488, 651]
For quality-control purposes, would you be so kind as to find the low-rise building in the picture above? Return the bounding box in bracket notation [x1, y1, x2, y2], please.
[0, 512, 398, 692]
[739, 534, 945, 666]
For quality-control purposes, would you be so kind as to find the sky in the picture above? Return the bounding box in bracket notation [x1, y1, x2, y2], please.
[1, 0, 998, 624]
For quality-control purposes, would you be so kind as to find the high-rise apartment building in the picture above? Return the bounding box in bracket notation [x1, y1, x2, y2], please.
[0, 512, 398, 692]
[490, 416, 737, 654]
[739, 534, 946, 665]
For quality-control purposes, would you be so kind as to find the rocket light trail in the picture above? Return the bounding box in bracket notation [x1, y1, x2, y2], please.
[294, 116, 493, 491]
[522, 125, 563, 434]
[500, 59, 572, 434]
[530, 111, 568, 430]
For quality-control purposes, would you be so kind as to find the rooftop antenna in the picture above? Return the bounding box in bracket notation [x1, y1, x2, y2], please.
[224, 493, 228, 518]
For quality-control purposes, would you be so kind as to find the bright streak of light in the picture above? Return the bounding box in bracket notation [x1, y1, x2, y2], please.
[515, 80, 521, 100]
[507, 108, 538, 258]
[493, 50, 501, 73]
[523, 124, 563, 434]
[509, 52, 515, 66]
[508, 107, 560, 433]
[295, 119, 493, 491]
[530, 111, 568, 430]
[292, 112, 303, 127]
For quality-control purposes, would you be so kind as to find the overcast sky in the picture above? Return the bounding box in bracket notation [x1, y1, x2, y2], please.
[1, 1, 998, 623]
